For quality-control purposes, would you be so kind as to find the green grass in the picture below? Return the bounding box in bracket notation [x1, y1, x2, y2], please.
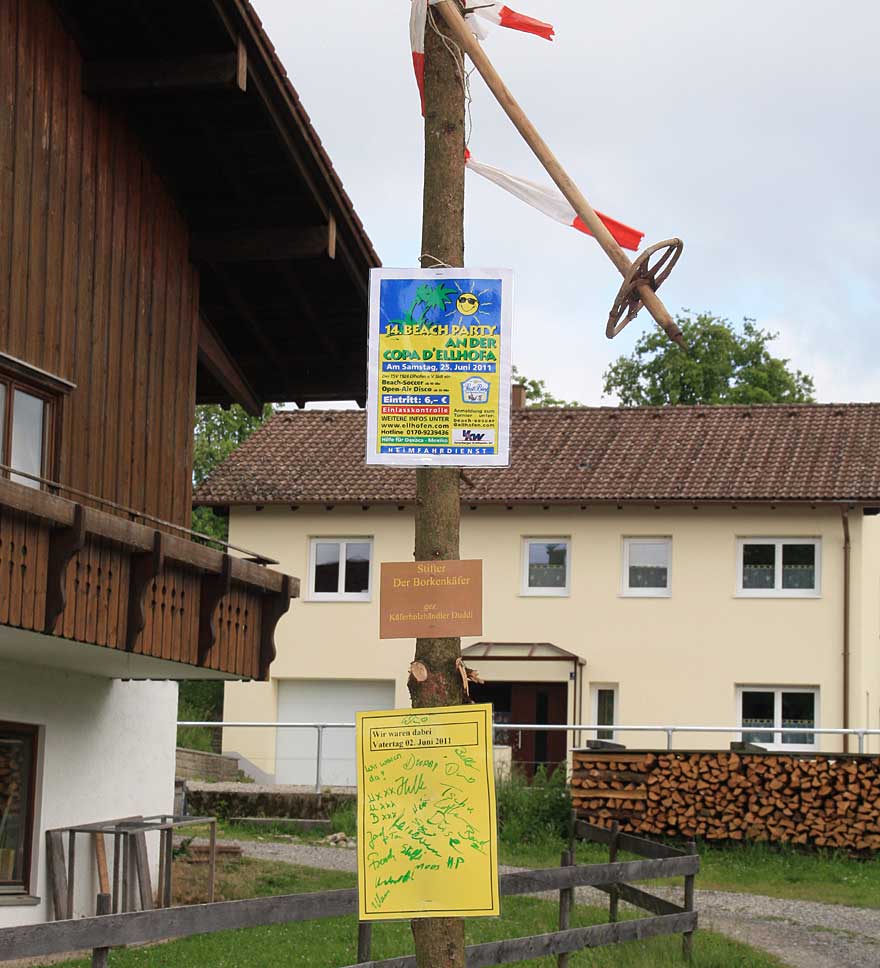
[36, 900, 783, 967]
[684, 840, 880, 908]
[178, 801, 357, 847]
[498, 833, 880, 909]
[34, 859, 781, 968]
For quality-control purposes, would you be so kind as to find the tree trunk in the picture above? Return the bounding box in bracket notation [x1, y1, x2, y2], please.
[408, 5, 467, 967]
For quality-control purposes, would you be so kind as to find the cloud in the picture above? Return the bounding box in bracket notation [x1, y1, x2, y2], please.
[253, 0, 880, 404]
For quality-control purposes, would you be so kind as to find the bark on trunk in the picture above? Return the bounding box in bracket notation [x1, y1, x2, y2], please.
[409, 5, 468, 967]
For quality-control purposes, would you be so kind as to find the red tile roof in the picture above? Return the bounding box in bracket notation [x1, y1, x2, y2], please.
[193, 404, 880, 507]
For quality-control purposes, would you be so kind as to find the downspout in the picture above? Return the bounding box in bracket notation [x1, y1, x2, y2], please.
[841, 507, 851, 753]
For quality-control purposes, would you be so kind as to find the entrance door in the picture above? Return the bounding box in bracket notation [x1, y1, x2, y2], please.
[511, 682, 568, 776]
[469, 680, 568, 777]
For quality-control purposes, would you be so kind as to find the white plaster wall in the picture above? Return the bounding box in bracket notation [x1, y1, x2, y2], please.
[224, 504, 867, 763]
[855, 513, 880, 752]
[0, 660, 177, 927]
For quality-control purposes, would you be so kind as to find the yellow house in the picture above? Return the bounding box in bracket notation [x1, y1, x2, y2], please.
[195, 400, 880, 784]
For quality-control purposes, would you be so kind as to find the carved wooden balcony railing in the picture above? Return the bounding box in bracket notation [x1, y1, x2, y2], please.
[0, 478, 296, 679]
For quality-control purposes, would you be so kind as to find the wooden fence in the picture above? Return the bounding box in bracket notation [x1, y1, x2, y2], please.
[0, 821, 698, 967]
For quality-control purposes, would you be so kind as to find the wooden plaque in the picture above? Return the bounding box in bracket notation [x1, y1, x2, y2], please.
[379, 560, 482, 639]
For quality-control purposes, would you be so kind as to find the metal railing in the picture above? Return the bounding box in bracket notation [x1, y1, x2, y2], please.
[178, 720, 880, 793]
[0, 463, 278, 563]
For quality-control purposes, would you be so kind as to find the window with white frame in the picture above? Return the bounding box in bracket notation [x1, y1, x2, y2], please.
[737, 538, 821, 597]
[737, 686, 818, 750]
[591, 684, 618, 741]
[521, 537, 570, 596]
[622, 538, 671, 596]
[308, 538, 372, 601]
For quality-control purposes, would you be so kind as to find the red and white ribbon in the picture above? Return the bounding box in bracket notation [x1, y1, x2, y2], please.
[472, 4, 554, 40]
[408, 4, 642, 250]
[410, 0, 428, 114]
[410, 0, 554, 114]
[465, 153, 644, 251]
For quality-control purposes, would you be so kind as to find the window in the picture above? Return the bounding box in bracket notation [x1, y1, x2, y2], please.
[738, 687, 818, 751]
[591, 684, 618, 741]
[308, 538, 372, 601]
[521, 538, 570, 596]
[0, 371, 55, 489]
[0, 723, 38, 895]
[622, 538, 671, 597]
[737, 538, 821, 597]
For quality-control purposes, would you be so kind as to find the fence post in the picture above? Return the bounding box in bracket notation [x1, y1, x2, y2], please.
[91, 893, 111, 968]
[164, 828, 174, 908]
[111, 833, 121, 913]
[67, 831, 76, 920]
[315, 726, 324, 794]
[682, 839, 697, 962]
[608, 820, 620, 923]
[208, 820, 217, 904]
[357, 921, 372, 962]
[556, 847, 573, 968]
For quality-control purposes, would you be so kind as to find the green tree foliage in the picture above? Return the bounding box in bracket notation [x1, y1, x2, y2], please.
[602, 313, 816, 407]
[512, 365, 580, 407]
[180, 403, 274, 735]
[191, 403, 274, 543]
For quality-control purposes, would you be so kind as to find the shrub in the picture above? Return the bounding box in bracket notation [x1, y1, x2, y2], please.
[176, 689, 221, 753]
[496, 766, 571, 845]
[330, 801, 357, 837]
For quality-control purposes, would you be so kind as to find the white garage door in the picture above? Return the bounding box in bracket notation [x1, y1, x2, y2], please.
[275, 679, 396, 787]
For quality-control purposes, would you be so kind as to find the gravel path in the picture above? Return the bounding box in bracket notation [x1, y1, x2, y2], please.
[218, 838, 360, 872]
[209, 838, 880, 968]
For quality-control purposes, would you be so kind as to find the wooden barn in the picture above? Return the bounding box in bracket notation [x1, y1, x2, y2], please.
[0, 0, 377, 924]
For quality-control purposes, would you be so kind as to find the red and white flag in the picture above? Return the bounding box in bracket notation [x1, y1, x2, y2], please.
[410, 0, 554, 114]
[471, 3, 554, 40]
[465, 153, 644, 251]
[410, 0, 428, 114]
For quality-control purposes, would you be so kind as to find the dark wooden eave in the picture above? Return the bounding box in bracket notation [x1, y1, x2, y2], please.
[55, 0, 379, 408]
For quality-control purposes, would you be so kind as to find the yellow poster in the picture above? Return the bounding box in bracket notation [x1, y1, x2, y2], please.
[356, 703, 500, 921]
[366, 268, 513, 467]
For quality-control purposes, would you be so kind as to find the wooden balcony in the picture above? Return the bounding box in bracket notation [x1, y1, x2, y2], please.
[0, 478, 296, 680]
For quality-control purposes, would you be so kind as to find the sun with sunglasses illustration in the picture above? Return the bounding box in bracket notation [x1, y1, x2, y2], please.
[455, 292, 480, 316]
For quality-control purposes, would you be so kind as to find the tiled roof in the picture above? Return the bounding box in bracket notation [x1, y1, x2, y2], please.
[193, 404, 880, 506]
[238, 0, 379, 269]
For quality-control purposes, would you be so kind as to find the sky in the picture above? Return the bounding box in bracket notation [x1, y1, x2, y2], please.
[254, 0, 880, 405]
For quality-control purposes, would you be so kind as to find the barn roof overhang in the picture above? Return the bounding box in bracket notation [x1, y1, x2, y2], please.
[55, 0, 380, 411]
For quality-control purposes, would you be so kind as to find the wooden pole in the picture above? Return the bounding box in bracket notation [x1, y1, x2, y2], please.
[208, 820, 217, 904]
[608, 821, 620, 923]
[408, 6, 468, 967]
[682, 840, 697, 962]
[556, 849, 573, 968]
[434, 0, 683, 347]
[66, 831, 76, 920]
[357, 921, 373, 962]
[90, 893, 112, 968]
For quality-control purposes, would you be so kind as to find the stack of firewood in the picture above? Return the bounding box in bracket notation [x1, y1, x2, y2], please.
[571, 750, 880, 851]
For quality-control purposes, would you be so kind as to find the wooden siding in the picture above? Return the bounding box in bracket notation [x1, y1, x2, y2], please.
[0, 498, 284, 679]
[0, 0, 198, 526]
[0, 511, 49, 631]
